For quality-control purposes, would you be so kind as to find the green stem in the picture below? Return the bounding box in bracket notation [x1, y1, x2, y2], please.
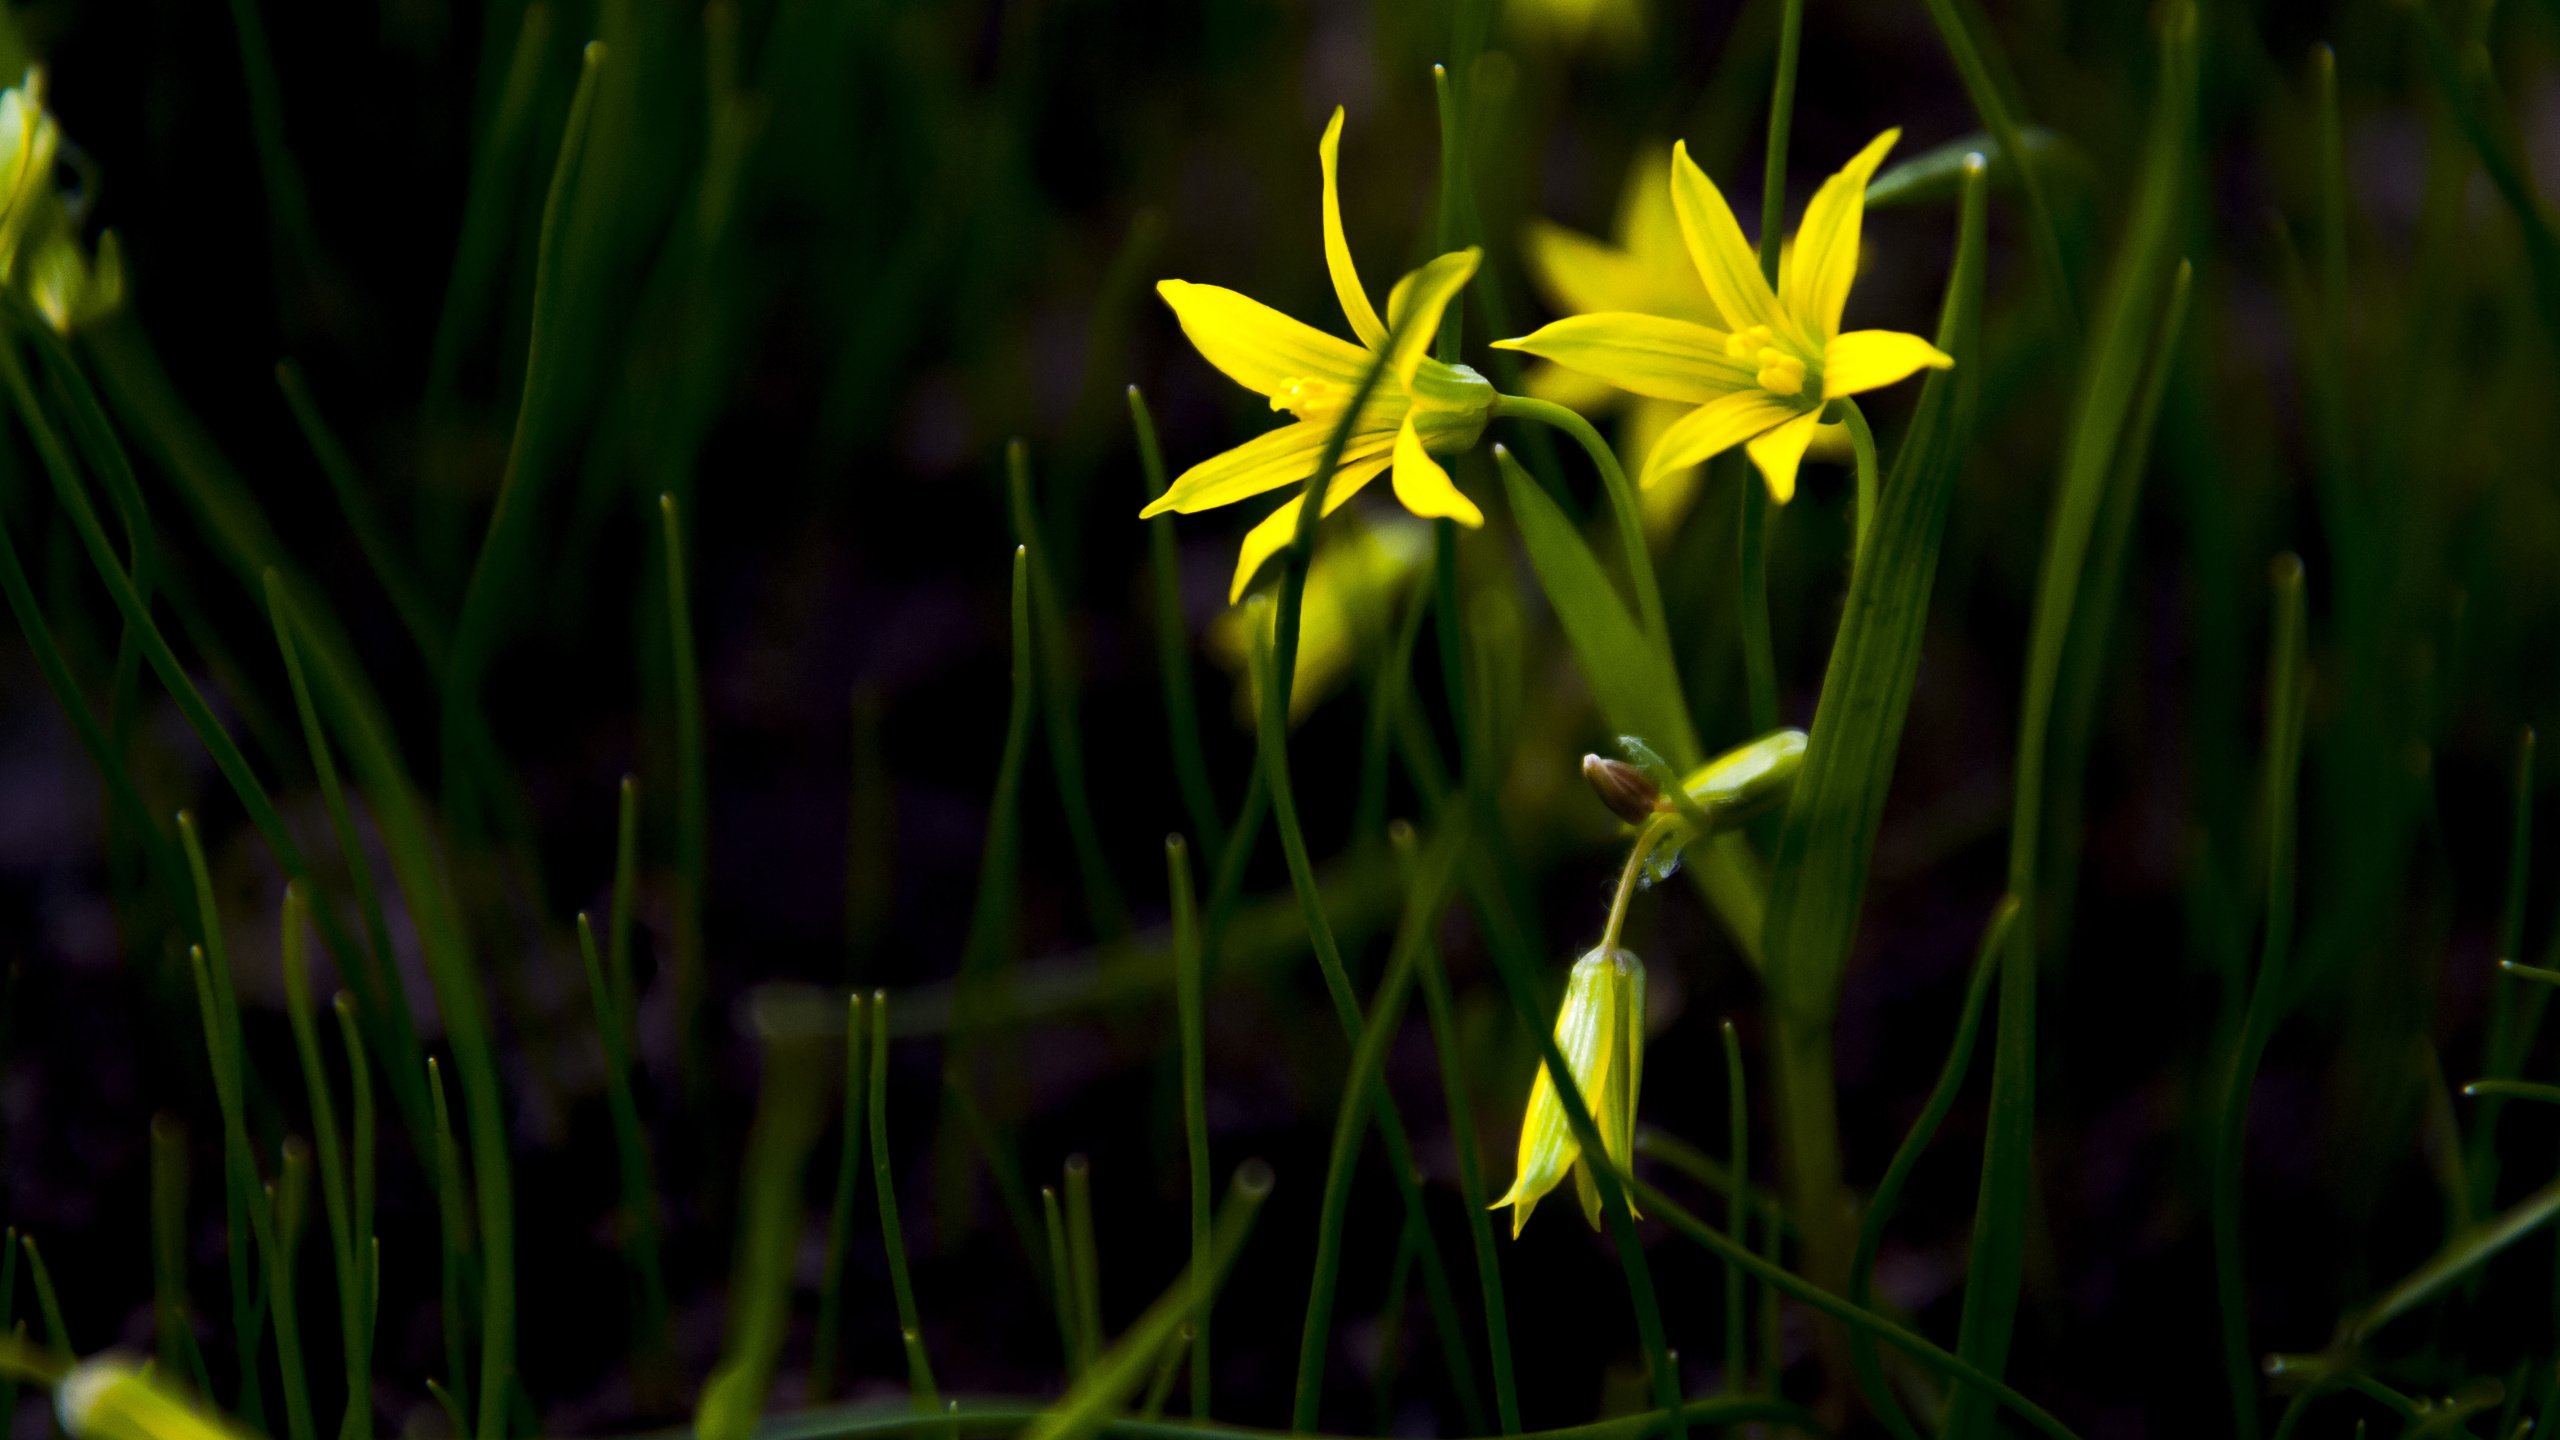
[1487, 393, 1669, 647]
[577, 915, 672, 1382]
[1757, 0, 1804, 280]
[1066, 1157, 1104, 1373]
[870, 993, 941, 1412]
[426, 1060, 473, 1428]
[1837, 398, 1879, 572]
[1132, 388, 1225, 859]
[813, 994, 868, 1403]
[660, 493, 710, 1098]
[1415, 937, 1519, 1434]
[1044, 1187, 1083, 1378]
[1719, 1022, 1748, 1400]
[1737, 476, 1777, 736]
[280, 886, 365, 1440]
[754, 1395, 1811, 1440]
[1168, 839, 1213, 1419]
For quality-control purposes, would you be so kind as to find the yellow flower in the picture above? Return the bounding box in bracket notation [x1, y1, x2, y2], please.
[1142, 107, 1493, 602]
[1504, 0, 1645, 53]
[1493, 944, 1646, 1236]
[1496, 130, 1951, 505]
[0, 70, 122, 334]
[55, 1356, 260, 1440]
[1210, 515, 1429, 723]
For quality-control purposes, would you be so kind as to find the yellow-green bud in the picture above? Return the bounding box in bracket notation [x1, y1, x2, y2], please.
[1491, 945, 1645, 1236]
[57, 1357, 260, 1440]
[1678, 728, 1807, 825]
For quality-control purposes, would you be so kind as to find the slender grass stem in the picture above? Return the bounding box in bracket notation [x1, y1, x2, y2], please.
[1415, 937, 1519, 1434]
[18, 1237, 67, 1353]
[611, 777, 642, 1050]
[180, 859, 270, 1428]
[1629, 1131, 1789, 1233]
[2463, 1080, 2560, 1106]
[659, 492, 710, 1097]
[1044, 1188, 1083, 1378]
[814, 993, 869, 1402]
[280, 886, 365, 1440]
[2470, 728, 2539, 1208]
[0, 1232, 17, 1423]
[2211, 557, 2307, 1440]
[957, 547, 1037, 1004]
[1066, 1157, 1104, 1374]
[1269, 348, 1392, 719]
[1756, 0, 1803, 280]
[1485, 394, 1668, 649]
[1167, 838, 1213, 1419]
[1736, 476, 1777, 736]
[329, 994, 377, 1399]
[1008, 440, 1128, 941]
[1131, 390, 1224, 861]
[1291, 823, 1468, 1432]
[577, 915, 672, 1382]
[267, 1140, 319, 1440]
[1915, 0, 2080, 343]
[1847, 896, 2017, 1439]
[871, 993, 941, 1411]
[273, 362, 447, 666]
[150, 1115, 212, 1395]
[1837, 399, 1879, 572]
[426, 1059, 473, 1427]
[1719, 1022, 1748, 1401]
[755, 1393, 1813, 1440]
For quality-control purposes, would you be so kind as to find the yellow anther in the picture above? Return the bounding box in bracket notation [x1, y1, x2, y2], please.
[1723, 324, 1773, 360]
[1270, 375, 1343, 418]
[1756, 356, 1805, 397]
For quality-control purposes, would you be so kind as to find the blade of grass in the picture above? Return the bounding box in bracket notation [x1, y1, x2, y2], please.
[696, 987, 837, 1440]
[813, 993, 868, 1403]
[1848, 896, 2017, 1440]
[17, 1237, 66, 1354]
[274, 362, 448, 667]
[1007, 440, 1128, 941]
[1023, 1162, 1277, 1440]
[845, 690, 891, 978]
[263, 571, 432, 1164]
[262, 1141, 317, 1440]
[329, 994, 376, 1401]
[1415, 933, 1519, 1434]
[1253, 631, 1484, 1434]
[1, 1228, 17, 1422]
[426, 1059, 473, 1427]
[2463, 1080, 2560, 1106]
[954, 547, 1037, 1013]
[150, 1115, 214, 1396]
[1720, 1022, 1749, 1399]
[1290, 818, 1466, 1431]
[2211, 556, 2309, 1440]
[2340, 1173, 2560, 1344]
[870, 992, 940, 1412]
[1757, 156, 1987, 1335]
[658, 491, 709, 1096]
[179, 845, 270, 1430]
[438, 39, 606, 846]
[280, 885, 366, 1440]
[1045, 1187, 1083, 1378]
[1066, 1157, 1104, 1374]
[1914, 0, 2079, 342]
[610, 776, 642, 1052]
[1168, 838, 1213, 1419]
[2402, 0, 2560, 346]
[1131, 388, 1224, 861]
[422, 1, 556, 438]
[766, 1395, 1814, 1440]
[1630, 1131, 1790, 1234]
[577, 915, 672, 1383]
[1738, 0, 1800, 741]
[1948, 14, 2195, 1434]
[2468, 728, 2538, 1208]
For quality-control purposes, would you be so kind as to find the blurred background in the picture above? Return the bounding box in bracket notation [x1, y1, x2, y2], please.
[5, 0, 2560, 1436]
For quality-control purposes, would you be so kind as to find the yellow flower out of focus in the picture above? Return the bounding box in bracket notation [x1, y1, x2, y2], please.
[1496, 130, 1949, 504]
[1211, 515, 1429, 724]
[1505, 0, 1645, 53]
[55, 1356, 261, 1440]
[0, 71, 122, 335]
[1493, 944, 1645, 1236]
[1142, 107, 1493, 603]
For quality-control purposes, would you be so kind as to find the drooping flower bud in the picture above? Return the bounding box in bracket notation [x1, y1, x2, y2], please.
[1492, 945, 1646, 1235]
[56, 1356, 259, 1440]
[1581, 754, 1662, 826]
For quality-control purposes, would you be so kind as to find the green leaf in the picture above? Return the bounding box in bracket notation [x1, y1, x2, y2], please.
[1760, 152, 1989, 1032]
[1865, 126, 2078, 210]
[1494, 447, 1700, 769]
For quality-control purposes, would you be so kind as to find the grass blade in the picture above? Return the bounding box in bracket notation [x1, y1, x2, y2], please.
[2210, 556, 2309, 1440]
[696, 988, 837, 1440]
[1023, 1162, 1276, 1440]
[1948, 14, 2194, 1434]
[1131, 388, 1225, 861]
[426, 1060, 473, 1425]
[1007, 439, 1128, 941]
[1044, 1187, 1083, 1378]
[576, 914, 672, 1386]
[273, 362, 448, 666]
[1415, 928, 1519, 1434]
[1915, 0, 2079, 341]
[1720, 1021, 1749, 1398]
[150, 1115, 214, 1397]
[659, 492, 710, 1095]
[1065, 1157, 1104, 1374]
[812, 993, 868, 1403]
[870, 992, 940, 1412]
[279, 886, 365, 1440]
[1167, 837, 1213, 1418]
[328, 994, 377, 1403]
[265, 1140, 318, 1440]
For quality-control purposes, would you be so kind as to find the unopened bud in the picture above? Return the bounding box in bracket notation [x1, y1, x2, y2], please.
[1582, 755, 1661, 826]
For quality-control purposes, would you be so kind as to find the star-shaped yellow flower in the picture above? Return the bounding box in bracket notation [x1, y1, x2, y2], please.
[1142, 108, 1493, 602]
[1495, 130, 1950, 504]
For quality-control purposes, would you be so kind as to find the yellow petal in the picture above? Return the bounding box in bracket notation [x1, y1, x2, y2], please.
[1524, 218, 1653, 317]
[1669, 140, 1789, 339]
[1493, 311, 1752, 404]
[1822, 328, 1954, 400]
[1640, 389, 1801, 488]
[1389, 414, 1484, 527]
[1745, 407, 1823, 503]
[1227, 453, 1393, 601]
[1784, 130, 1901, 339]
[1630, 398, 1705, 538]
[1381, 247, 1481, 385]
[1143, 419, 1396, 518]
[1319, 107, 1389, 351]
[1157, 279, 1371, 399]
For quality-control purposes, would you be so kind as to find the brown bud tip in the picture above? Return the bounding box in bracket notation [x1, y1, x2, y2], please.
[1581, 754, 1661, 826]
